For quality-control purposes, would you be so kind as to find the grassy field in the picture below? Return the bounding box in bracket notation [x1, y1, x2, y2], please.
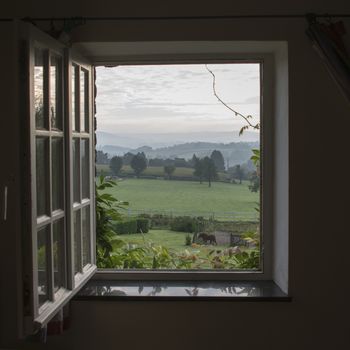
[112, 229, 228, 257]
[97, 164, 226, 180]
[104, 178, 259, 220]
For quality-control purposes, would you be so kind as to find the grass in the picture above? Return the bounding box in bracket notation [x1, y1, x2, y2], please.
[112, 229, 228, 258]
[104, 178, 259, 220]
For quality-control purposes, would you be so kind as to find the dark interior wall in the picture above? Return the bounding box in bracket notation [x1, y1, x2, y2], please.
[1, 1, 350, 349]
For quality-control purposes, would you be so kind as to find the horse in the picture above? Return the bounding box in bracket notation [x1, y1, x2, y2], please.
[197, 232, 217, 245]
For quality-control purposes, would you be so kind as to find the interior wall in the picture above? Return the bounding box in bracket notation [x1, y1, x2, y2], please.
[1, 1, 350, 349]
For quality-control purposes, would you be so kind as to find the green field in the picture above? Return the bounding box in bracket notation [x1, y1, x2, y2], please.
[105, 178, 259, 220]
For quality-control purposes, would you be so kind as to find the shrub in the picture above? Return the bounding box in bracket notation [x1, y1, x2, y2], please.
[136, 218, 150, 233]
[114, 219, 138, 234]
[185, 233, 192, 246]
[170, 216, 196, 232]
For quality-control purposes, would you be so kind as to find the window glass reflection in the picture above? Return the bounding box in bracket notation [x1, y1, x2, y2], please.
[52, 138, 63, 211]
[37, 226, 49, 306]
[53, 219, 65, 293]
[82, 206, 91, 267]
[34, 49, 45, 129]
[50, 55, 63, 130]
[36, 137, 48, 217]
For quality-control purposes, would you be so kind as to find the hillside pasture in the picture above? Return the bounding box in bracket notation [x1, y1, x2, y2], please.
[104, 178, 259, 221]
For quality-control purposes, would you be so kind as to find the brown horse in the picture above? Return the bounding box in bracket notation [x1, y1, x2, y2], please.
[197, 232, 217, 245]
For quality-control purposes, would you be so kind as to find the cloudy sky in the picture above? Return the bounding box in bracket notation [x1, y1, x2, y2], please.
[95, 63, 260, 147]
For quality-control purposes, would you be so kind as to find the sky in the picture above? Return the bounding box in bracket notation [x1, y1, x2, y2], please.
[95, 63, 260, 148]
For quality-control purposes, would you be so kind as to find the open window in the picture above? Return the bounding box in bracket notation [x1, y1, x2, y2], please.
[21, 24, 96, 333]
[19, 23, 288, 334]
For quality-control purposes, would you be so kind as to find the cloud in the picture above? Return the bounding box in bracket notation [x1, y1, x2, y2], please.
[95, 64, 260, 135]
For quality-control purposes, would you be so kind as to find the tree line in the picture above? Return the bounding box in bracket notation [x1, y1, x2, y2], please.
[102, 148, 258, 190]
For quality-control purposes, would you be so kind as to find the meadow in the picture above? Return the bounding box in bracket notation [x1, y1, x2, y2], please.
[105, 178, 259, 220]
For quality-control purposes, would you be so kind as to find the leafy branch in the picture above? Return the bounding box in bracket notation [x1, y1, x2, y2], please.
[205, 65, 260, 135]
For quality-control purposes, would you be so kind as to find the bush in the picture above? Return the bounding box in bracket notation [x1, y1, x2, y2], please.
[114, 219, 138, 234]
[170, 216, 196, 232]
[185, 233, 192, 246]
[136, 218, 150, 233]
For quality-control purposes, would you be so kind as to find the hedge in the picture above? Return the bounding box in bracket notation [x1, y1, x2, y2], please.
[114, 218, 150, 234]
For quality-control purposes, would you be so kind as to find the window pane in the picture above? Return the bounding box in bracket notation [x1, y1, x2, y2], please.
[34, 49, 45, 129]
[50, 55, 63, 130]
[36, 137, 48, 217]
[82, 205, 91, 267]
[72, 65, 78, 131]
[72, 138, 80, 203]
[73, 210, 81, 274]
[81, 139, 90, 199]
[37, 226, 49, 307]
[80, 69, 89, 132]
[52, 138, 63, 211]
[53, 219, 65, 293]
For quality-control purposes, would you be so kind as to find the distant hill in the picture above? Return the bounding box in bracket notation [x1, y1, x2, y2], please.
[96, 130, 259, 149]
[99, 141, 259, 167]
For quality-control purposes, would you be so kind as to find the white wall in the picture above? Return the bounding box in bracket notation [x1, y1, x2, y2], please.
[1, 1, 350, 349]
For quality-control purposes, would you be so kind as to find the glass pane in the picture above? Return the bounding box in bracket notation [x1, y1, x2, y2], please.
[34, 49, 45, 129]
[72, 65, 78, 131]
[50, 55, 63, 130]
[81, 139, 90, 199]
[53, 219, 65, 293]
[80, 69, 89, 132]
[73, 138, 80, 203]
[52, 138, 63, 211]
[37, 226, 49, 307]
[82, 205, 91, 267]
[73, 210, 81, 274]
[36, 137, 48, 217]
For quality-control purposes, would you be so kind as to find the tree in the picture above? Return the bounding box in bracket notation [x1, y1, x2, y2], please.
[210, 150, 225, 171]
[123, 152, 135, 165]
[193, 157, 204, 184]
[164, 164, 176, 179]
[190, 154, 199, 168]
[202, 156, 218, 187]
[109, 156, 123, 175]
[130, 152, 147, 178]
[232, 164, 244, 184]
[96, 150, 109, 164]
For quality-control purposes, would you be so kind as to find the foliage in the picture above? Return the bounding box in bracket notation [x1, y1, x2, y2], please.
[231, 164, 245, 184]
[109, 155, 123, 175]
[136, 218, 150, 233]
[185, 233, 192, 246]
[248, 149, 260, 192]
[130, 152, 147, 178]
[250, 148, 260, 167]
[170, 216, 197, 233]
[113, 217, 150, 235]
[96, 150, 109, 165]
[202, 156, 218, 187]
[164, 164, 176, 179]
[106, 230, 260, 270]
[210, 150, 225, 171]
[114, 219, 138, 234]
[193, 156, 204, 183]
[96, 176, 128, 266]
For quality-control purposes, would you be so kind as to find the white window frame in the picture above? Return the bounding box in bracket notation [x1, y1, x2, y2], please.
[21, 23, 96, 334]
[79, 41, 288, 286]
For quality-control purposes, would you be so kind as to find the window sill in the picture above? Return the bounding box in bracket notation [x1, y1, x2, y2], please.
[75, 280, 291, 302]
